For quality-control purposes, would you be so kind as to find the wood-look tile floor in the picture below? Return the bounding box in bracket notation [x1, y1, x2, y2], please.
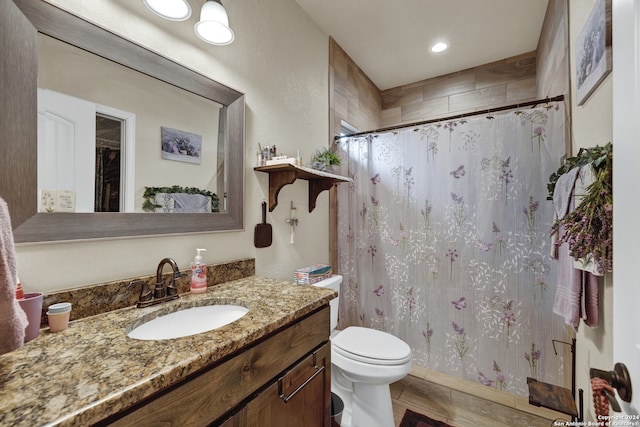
[390, 375, 559, 427]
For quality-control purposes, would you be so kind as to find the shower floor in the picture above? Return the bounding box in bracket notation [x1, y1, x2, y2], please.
[391, 366, 562, 427]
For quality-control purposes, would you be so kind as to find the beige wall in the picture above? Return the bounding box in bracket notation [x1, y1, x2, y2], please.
[534, 0, 612, 421]
[568, 0, 613, 422]
[16, 0, 332, 292]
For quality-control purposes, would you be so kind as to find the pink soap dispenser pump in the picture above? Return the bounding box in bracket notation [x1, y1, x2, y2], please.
[191, 248, 208, 294]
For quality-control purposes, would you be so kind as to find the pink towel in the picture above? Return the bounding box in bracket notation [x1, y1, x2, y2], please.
[582, 271, 599, 327]
[0, 197, 28, 355]
[552, 221, 600, 331]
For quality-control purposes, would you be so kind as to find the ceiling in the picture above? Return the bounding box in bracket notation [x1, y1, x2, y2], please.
[295, 0, 550, 91]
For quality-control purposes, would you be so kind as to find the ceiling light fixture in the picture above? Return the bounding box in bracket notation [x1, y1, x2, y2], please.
[195, 0, 235, 45]
[143, 0, 192, 21]
[430, 42, 449, 53]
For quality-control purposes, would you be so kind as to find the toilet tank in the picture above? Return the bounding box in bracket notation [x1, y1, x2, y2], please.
[312, 275, 342, 332]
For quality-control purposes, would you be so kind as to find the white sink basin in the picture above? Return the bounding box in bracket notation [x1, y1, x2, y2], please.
[127, 304, 249, 340]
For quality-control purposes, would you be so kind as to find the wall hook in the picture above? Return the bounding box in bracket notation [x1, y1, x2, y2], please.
[285, 201, 298, 244]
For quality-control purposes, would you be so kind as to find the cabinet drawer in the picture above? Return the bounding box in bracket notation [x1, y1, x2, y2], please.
[279, 350, 326, 402]
[106, 306, 329, 426]
[245, 342, 331, 427]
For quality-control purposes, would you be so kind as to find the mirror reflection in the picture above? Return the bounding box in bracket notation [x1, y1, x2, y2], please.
[37, 34, 225, 214]
[6, 0, 245, 243]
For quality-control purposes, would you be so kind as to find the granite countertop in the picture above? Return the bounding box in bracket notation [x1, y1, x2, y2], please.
[0, 277, 335, 427]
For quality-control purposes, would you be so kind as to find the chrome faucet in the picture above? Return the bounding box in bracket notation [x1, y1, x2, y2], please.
[130, 257, 186, 308]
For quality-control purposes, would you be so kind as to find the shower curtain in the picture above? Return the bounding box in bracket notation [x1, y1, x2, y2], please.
[336, 102, 570, 396]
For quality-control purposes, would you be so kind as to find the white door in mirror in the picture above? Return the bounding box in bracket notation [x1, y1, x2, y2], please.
[38, 89, 95, 212]
[127, 305, 248, 340]
[37, 89, 136, 213]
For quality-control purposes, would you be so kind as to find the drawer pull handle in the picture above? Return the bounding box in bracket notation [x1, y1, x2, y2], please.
[278, 352, 325, 403]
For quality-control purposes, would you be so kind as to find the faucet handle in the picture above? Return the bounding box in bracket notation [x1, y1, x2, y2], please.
[167, 271, 187, 296]
[129, 280, 152, 305]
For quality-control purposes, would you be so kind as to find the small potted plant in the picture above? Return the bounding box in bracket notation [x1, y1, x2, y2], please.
[310, 147, 341, 172]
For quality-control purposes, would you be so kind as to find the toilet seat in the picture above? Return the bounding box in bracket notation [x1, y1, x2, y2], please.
[332, 326, 412, 366]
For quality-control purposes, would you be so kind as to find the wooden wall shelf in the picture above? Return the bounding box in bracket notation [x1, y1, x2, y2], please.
[527, 377, 578, 417]
[254, 164, 352, 212]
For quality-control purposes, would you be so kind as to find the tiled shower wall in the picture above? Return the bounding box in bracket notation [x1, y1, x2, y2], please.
[536, 0, 570, 100]
[329, 37, 382, 137]
[380, 51, 538, 128]
[329, 39, 541, 138]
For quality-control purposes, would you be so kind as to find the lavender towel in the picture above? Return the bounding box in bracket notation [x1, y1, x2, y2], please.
[552, 225, 600, 330]
[553, 222, 582, 330]
[0, 197, 28, 355]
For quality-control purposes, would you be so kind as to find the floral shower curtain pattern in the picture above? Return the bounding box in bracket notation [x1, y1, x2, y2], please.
[336, 102, 570, 396]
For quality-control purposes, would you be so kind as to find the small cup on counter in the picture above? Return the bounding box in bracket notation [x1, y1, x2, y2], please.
[18, 292, 44, 342]
[47, 302, 72, 333]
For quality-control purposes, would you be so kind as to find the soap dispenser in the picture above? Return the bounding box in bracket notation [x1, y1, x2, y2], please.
[191, 248, 207, 294]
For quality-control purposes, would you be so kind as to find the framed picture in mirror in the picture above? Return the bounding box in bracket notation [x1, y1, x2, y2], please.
[161, 127, 203, 164]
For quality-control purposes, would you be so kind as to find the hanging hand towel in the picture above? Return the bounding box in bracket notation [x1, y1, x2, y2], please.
[553, 166, 580, 221]
[550, 167, 580, 260]
[551, 171, 601, 330]
[0, 197, 28, 355]
[582, 271, 600, 327]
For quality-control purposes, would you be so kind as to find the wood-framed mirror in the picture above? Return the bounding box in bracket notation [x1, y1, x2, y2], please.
[1, 0, 245, 244]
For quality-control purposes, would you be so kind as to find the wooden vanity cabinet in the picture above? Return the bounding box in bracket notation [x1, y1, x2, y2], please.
[243, 342, 330, 426]
[105, 306, 330, 427]
[219, 342, 330, 427]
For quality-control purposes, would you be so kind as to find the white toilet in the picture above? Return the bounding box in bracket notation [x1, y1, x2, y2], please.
[313, 275, 412, 427]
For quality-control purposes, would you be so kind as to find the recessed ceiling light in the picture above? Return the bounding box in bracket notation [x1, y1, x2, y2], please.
[430, 42, 449, 53]
[143, 0, 192, 21]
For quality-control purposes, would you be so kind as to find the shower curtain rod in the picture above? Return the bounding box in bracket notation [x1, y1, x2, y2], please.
[334, 94, 565, 141]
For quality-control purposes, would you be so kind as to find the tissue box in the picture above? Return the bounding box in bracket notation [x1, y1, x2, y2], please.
[295, 264, 332, 285]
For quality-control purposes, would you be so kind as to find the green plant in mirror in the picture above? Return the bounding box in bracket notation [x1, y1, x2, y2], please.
[143, 186, 220, 212]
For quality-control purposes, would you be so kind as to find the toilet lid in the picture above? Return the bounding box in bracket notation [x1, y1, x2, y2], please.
[332, 327, 412, 365]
